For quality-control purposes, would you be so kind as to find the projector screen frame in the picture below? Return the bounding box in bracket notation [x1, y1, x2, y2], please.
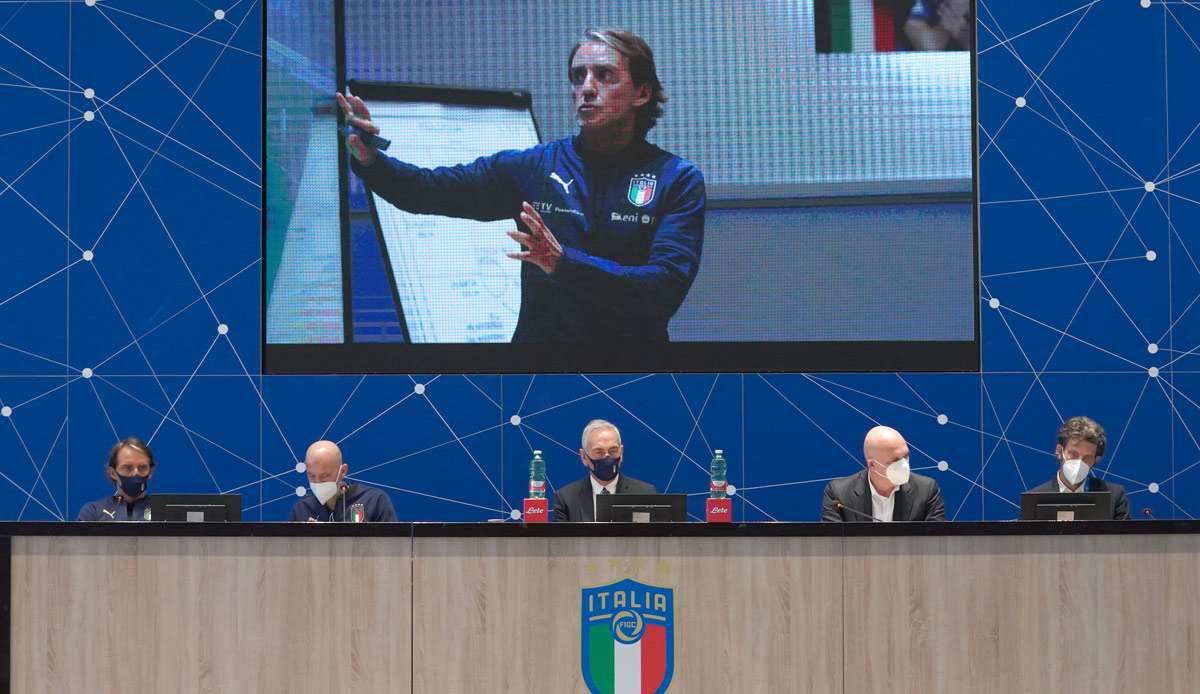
[350, 80, 543, 346]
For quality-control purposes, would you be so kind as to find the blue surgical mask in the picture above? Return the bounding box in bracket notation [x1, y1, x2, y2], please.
[117, 473, 148, 499]
[589, 456, 621, 483]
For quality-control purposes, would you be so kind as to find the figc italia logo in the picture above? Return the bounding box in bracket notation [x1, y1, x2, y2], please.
[580, 578, 674, 694]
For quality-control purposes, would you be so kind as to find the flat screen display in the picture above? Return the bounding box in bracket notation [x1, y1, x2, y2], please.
[264, 0, 979, 373]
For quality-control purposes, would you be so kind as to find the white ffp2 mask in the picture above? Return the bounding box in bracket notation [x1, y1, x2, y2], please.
[310, 480, 340, 504]
[885, 457, 911, 486]
[1061, 458, 1089, 486]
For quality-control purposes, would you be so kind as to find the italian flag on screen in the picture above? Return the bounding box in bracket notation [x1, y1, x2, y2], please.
[585, 621, 669, 694]
[815, 0, 899, 53]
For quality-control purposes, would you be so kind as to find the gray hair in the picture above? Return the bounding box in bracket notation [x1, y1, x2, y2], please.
[581, 419, 622, 451]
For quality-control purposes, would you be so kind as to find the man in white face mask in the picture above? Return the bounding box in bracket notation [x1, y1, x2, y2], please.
[287, 440, 398, 522]
[821, 426, 945, 522]
[1025, 416, 1130, 520]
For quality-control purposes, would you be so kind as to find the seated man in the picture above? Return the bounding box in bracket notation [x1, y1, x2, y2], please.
[77, 437, 156, 521]
[821, 425, 946, 522]
[1024, 416, 1130, 520]
[288, 440, 397, 522]
[553, 419, 655, 522]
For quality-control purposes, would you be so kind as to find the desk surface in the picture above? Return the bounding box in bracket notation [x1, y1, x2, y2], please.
[0, 519, 1196, 537]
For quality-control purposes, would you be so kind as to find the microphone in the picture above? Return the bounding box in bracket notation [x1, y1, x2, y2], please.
[1142, 507, 1155, 520]
[342, 123, 391, 152]
[836, 502, 880, 522]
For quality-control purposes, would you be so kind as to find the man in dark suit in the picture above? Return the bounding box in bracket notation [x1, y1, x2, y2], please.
[1024, 416, 1130, 520]
[553, 419, 656, 522]
[821, 425, 946, 522]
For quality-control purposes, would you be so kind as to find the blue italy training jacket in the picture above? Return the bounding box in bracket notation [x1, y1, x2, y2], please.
[352, 136, 705, 342]
[288, 483, 397, 522]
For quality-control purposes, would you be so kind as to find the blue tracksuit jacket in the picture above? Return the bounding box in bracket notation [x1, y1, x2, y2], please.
[351, 136, 705, 342]
[287, 483, 398, 522]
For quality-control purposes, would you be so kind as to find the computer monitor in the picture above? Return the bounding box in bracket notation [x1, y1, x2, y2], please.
[595, 494, 688, 523]
[150, 494, 242, 522]
[1019, 492, 1112, 521]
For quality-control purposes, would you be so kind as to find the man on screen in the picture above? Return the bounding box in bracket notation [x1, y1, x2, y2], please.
[554, 419, 656, 522]
[1024, 416, 1130, 520]
[338, 28, 705, 342]
[821, 425, 945, 522]
[288, 440, 398, 522]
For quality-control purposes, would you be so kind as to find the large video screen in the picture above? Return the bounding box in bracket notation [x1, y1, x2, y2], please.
[265, 0, 978, 373]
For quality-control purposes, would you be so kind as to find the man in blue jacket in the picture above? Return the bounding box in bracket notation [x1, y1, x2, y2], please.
[338, 28, 705, 342]
[288, 440, 397, 523]
[77, 437, 156, 522]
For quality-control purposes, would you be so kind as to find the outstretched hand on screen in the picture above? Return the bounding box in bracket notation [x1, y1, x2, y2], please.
[508, 202, 563, 275]
[336, 92, 380, 166]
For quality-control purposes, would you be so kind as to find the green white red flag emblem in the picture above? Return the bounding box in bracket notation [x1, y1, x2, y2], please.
[580, 578, 674, 693]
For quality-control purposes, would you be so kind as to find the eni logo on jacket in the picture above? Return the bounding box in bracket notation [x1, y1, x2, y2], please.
[580, 578, 674, 694]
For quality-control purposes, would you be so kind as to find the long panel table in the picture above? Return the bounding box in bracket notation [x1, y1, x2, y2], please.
[2, 521, 1197, 693]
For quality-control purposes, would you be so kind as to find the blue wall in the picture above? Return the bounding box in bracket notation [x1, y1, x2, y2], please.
[0, 1, 1196, 522]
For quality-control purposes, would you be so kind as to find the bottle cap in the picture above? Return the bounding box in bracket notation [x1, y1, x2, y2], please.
[714, 449, 723, 455]
[533, 450, 542, 455]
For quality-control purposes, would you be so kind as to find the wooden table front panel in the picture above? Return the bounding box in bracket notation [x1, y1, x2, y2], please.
[11, 536, 412, 694]
[412, 535, 844, 693]
[841, 533, 1200, 694]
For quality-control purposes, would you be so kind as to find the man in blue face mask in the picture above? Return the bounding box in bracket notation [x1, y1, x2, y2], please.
[77, 437, 155, 521]
[553, 419, 656, 522]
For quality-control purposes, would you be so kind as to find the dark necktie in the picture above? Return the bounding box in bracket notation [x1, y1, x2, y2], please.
[600, 488, 611, 495]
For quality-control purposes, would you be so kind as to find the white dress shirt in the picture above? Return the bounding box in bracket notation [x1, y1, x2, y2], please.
[868, 477, 896, 522]
[590, 475, 619, 521]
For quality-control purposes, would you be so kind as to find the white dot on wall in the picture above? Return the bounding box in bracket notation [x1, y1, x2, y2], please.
[1, 406, 11, 418]
[1148, 482, 1160, 494]
[1148, 343, 1159, 354]
[988, 297, 1000, 309]
[1141, 0, 1152, 8]
[217, 323, 229, 335]
[214, 9, 226, 20]
[81, 367, 93, 379]
[938, 460, 949, 472]
[83, 110, 94, 122]
[510, 509, 522, 520]
[414, 383, 426, 395]
[510, 414, 521, 426]
[82, 249, 93, 262]
[83, 87, 94, 99]
[295, 462, 306, 474]
[937, 414, 949, 425]
[295, 486, 306, 497]
[1149, 366, 1160, 378]
[726, 484, 737, 496]
[1146, 250, 1157, 262]
[1144, 181, 1156, 192]
[84, 0, 95, 6]
[1015, 96, 1026, 108]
